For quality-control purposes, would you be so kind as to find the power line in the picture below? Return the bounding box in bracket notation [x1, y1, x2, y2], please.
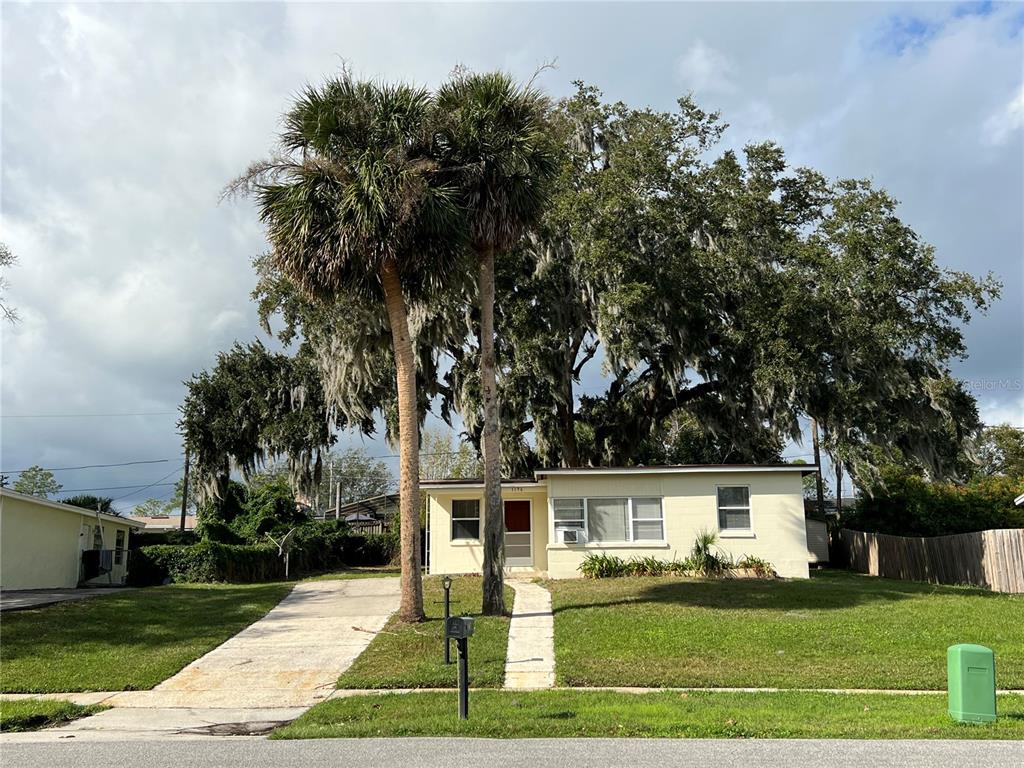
[111, 465, 186, 502]
[58, 482, 178, 494]
[1, 411, 177, 419]
[1, 459, 174, 474]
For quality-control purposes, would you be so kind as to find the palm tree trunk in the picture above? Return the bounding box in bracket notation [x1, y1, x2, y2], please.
[479, 244, 505, 616]
[381, 260, 425, 623]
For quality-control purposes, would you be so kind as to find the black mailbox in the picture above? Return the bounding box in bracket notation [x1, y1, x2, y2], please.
[446, 616, 475, 640]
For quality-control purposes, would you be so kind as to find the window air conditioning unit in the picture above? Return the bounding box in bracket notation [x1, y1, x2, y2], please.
[561, 528, 585, 545]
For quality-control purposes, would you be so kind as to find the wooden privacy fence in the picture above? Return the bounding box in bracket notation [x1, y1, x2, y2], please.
[837, 528, 1024, 593]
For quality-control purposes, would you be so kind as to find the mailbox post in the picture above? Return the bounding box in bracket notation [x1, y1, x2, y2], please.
[442, 575, 453, 664]
[445, 616, 474, 720]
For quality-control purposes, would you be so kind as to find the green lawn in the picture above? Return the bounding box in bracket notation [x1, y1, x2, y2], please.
[273, 689, 1024, 740]
[338, 575, 512, 689]
[0, 699, 107, 732]
[547, 570, 1024, 690]
[1, 583, 292, 692]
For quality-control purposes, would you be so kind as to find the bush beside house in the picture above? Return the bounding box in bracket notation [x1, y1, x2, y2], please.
[578, 532, 777, 579]
[129, 528, 398, 586]
[128, 479, 398, 585]
[845, 469, 1024, 537]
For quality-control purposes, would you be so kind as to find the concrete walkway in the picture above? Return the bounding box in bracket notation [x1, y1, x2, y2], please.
[504, 580, 555, 689]
[2, 577, 400, 742]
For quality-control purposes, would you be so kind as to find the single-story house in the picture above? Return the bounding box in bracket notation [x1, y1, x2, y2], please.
[424, 464, 816, 580]
[0, 488, 145, 590]
[133, 513, 197, 533]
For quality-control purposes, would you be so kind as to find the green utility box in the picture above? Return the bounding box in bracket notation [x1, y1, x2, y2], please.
[947, 644, 996, 723]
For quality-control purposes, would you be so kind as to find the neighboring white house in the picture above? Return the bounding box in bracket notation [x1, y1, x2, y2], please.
[134, 513, 197, 533]
[0, 488, 145, 590]
[424, 464, 816, 580]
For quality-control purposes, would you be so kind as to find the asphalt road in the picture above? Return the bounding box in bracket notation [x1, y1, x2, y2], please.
[2, 737, 1022, 768]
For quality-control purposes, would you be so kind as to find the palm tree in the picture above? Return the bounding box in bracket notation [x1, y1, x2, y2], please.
[234, 76, 464, 622]
[436, 72, 557, 615]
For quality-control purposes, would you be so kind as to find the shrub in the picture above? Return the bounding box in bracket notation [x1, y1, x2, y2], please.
[197, 519, 246, 545]
[128, 521, 398, 585]
[578, 533, 776, 580]
[735, 555, 777, 578]
[128, 541, 281, 586]
[196, 480, 248, 526]
[580, 554, 628, 579]
[629, 555, 669, 577]
[356, 530, 400, 565]
[232, 479, 306, 542]
[846, 468, 1024, 537]
[689, 529, 730, 578]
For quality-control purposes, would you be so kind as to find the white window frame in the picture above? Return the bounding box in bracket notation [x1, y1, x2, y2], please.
[114, 529, 126, 565]
[503, 498, 534, 566]
[630, 497, 664, 541]
[450, 498, 481, 542]
[552, 498, 586, 539]
[551, 496, 666, 544]
[716, 484, 754, 537]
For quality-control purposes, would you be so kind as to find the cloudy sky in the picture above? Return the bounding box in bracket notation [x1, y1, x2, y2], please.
[2, 1, 1022, 508]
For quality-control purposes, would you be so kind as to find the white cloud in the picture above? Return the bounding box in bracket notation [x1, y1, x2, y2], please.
[676, 40, 735, 95]
[984, 84, 1024, 146]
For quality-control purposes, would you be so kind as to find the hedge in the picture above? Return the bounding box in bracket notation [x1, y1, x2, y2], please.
[845, 471, 1024, 537]
[129, 527, 399, 586]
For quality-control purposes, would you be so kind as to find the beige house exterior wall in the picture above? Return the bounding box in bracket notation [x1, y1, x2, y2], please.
[425, 469, 811, 580]
[544, 470, 810, 579]
[0, 490, 140, 590]
[426, 484, 549, 575]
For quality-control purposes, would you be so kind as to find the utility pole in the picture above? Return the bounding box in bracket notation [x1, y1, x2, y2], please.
[328, 461, 334, 519]
[179, 446, 190, 532]
[811, 418, 825, 518]
[835, 461, 844, 517]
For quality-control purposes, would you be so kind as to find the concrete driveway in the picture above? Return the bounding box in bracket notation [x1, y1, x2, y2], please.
[2, 577, 401, 742]
[109, 577, 402, 708]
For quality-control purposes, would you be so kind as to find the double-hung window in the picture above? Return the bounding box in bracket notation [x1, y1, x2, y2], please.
[451, 499, 480, 541]
[114, 530, 126, 565]
[631, 497, 664, 540]
[717, 486, 752, 532]
[553, 498, 585, 536]
[553, 497, 665, 543]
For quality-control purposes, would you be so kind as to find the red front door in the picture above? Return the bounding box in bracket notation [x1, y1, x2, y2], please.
[503, 500, 532, 565]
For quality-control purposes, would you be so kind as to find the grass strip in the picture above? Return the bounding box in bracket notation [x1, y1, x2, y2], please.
[338, 575, 512, 689]
[0, 699, 107, 732]
[273, 689, 1024, 740]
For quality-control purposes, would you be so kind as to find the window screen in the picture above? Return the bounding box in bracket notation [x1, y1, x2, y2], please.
[717, 486, 751, 530]
[451, 499, 481, 540]
[553, 498, 585, 529]
[631, 497, 664, 540]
